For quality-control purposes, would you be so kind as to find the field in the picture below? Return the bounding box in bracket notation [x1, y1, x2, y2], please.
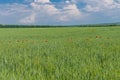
[0, 27, 120, 80]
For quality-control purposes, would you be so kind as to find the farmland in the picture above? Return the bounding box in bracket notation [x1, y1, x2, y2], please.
[0, 27, 120, 80]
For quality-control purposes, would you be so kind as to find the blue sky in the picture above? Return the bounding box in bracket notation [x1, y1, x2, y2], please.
[0, 0, 120, 25]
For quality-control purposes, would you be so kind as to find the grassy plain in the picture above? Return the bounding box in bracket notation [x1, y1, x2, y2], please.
[0, 27, 120, 80]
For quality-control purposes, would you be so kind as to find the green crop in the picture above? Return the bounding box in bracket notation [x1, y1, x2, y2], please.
[0, 27, 120, 80]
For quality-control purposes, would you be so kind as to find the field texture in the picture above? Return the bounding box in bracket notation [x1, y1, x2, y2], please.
[0, 27, 120, 80]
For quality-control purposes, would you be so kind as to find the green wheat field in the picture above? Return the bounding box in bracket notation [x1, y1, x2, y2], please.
[0, 27, 120, 80]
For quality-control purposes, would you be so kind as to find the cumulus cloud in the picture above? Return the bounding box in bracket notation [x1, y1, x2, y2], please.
[83, 0, 120, 12]
[0, 0, 120, 25]
[19, 0, 83, 24]
[58, 4, 82, 21]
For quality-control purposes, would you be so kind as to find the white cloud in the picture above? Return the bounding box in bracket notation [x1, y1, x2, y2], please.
[0, 0, 120, 25]
[34, 0, 50, 3]
[30, 2, 58, 15]
[0, 4, 30, 16]
[83, 0, 120, 12]
[19, 1, 83, 24]
[85, 5, 100, 12]
[20, 13, 36, 24]
[59, 4, 82, 21]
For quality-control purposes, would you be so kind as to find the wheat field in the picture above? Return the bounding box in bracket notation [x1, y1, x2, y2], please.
[0, 27, 120, 80]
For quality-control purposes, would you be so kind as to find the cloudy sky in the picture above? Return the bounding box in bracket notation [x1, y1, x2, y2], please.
[0, 0, 120, 25]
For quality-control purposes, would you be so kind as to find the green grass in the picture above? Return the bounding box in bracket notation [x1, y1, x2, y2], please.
[0, 27, 120, 80]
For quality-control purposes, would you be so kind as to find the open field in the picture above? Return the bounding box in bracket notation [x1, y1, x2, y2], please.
[0, 27, 120, 80]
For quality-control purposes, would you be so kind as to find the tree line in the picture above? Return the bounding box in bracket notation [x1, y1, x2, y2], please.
[0, 23, 120, 28]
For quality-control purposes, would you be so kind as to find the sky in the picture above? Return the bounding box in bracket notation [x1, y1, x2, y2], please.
[0, 0, 120, 25]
